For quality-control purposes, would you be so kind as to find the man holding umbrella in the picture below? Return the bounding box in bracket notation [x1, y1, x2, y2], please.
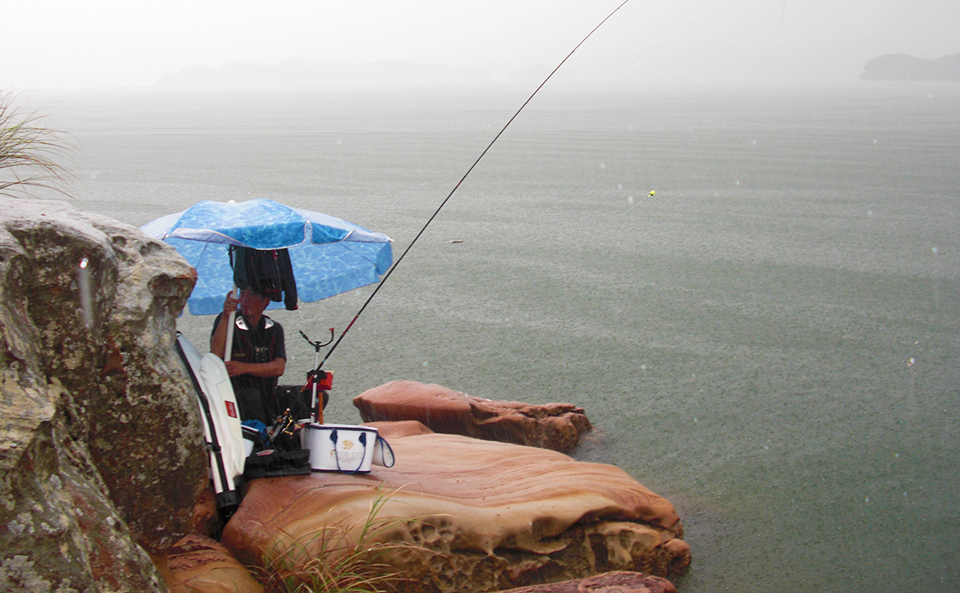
[210, 280, 286, 425]
[141, 197, 394, 423]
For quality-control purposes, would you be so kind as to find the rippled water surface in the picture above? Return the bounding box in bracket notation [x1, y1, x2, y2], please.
[31, 80, 960, 592]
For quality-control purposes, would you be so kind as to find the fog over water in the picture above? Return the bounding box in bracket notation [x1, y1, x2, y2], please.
[4, 0, 960, 89]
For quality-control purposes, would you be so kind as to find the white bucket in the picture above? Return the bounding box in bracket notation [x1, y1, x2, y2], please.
[301, 423, 378, 473]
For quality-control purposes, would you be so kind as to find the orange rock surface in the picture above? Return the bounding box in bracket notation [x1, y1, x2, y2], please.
[162, 534, 263, 593]
[354, 380, 593, 452]
[222, 428, 689, 593]
[495, 570, 677, 593]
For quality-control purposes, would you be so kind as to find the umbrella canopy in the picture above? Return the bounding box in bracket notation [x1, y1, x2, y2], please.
[141, 199, 392, 315]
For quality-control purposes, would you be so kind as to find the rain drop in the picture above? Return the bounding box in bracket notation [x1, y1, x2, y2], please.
[422, 361, 429, 368]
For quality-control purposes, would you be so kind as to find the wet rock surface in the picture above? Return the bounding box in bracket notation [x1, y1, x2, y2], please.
[161, 534, 263, 593]
[0, 198, 205, 591]
[223, 430, 689, 593]
[494, 570, 677, 593]
[354, 380, 593, 452]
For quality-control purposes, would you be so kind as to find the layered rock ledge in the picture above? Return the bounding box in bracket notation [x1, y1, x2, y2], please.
[223, 421, 689, 593]
[354, 380, 592, 452]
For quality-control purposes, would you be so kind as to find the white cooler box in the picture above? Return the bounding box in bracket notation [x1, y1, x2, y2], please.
[300, 423, 395, 473]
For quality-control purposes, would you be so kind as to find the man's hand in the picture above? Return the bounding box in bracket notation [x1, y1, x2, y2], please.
[224, 360, 245, 377]
[223, 290, 239, 315]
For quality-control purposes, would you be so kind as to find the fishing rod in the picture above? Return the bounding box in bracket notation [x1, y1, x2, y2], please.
[317, 0, 633, 370]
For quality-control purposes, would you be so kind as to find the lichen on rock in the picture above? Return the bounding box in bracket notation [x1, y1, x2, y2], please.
[0, 197, 207, 591]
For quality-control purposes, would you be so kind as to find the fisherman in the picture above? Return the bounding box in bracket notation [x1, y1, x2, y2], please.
[210, 280, 286, 425]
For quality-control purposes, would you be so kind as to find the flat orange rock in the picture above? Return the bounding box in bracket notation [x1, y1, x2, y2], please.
[223, 431, 688, 593]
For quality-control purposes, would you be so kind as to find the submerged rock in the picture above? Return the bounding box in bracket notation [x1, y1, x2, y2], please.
[354, 380, 593, 452]
[223, 430, 689, 593]
[0, 198, 206, 591]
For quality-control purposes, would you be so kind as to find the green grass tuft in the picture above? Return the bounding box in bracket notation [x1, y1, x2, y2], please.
[255, 487, 428, 593]
[0, 91, 75, 199]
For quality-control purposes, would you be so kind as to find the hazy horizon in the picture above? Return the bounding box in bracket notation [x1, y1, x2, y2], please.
[4, 0, 960, 90]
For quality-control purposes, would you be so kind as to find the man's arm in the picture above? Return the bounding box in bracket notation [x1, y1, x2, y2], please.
[224, 358, 285, 378]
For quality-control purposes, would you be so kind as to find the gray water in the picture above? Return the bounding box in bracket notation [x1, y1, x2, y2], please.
[28, 81, 960, 592]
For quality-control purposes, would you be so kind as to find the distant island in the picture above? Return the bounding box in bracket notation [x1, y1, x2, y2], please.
[860, 52, 960, 81]
[158, 58, 499, 85]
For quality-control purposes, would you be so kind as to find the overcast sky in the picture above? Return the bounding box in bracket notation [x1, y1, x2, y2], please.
[4, 0, 959, 89]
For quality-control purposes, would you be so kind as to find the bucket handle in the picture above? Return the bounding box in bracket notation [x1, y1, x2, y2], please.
[373, 435, 395, 468]
[329, 429, 370, 474]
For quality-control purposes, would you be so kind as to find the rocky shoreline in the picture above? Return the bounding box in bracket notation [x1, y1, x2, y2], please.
[0, 197, 689, 592]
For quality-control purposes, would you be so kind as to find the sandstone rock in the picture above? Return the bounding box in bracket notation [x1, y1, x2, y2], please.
[222, 432, 689, 593]
[0, 198, 207, 590]
[354, 380, 592, 452]
[494, 570, 677, 593]
[160, 534, 263, 593]
[364, 419, 435, 438]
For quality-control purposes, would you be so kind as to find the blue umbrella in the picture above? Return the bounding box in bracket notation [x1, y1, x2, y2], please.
[141, 199, 392, 316]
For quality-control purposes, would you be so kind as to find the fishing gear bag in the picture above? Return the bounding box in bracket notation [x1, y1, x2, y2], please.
[240, 414, 312, 480]
[242, 448, 311, 480]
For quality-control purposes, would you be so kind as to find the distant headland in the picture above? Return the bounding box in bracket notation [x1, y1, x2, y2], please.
[860, 52, 960, 81]
[158, 58, 498, 85]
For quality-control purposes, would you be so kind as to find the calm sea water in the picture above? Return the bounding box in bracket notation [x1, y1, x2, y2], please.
[27, 80, 960, 592]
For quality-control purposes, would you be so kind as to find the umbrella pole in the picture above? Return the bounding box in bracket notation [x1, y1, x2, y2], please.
[224, 287, 237, 362]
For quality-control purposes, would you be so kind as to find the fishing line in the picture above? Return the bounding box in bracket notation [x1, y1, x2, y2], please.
[317, 0, 634, 369]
